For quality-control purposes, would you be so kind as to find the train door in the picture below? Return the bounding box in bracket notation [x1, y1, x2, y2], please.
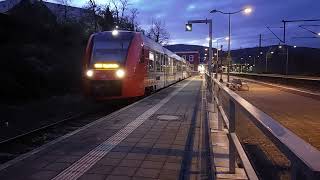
[148, 50, 155, 91]
[164, 55, 170, 86]
[173, 59, 177, 82]
[155, 52, 163, 90]
[161, 54, 165, 88]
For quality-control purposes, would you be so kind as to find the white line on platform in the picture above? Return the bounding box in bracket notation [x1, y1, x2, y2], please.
[0, 79, 190, 172]
[51, 79, 193, 180]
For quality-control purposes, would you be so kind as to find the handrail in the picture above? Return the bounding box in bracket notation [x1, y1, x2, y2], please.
[231, 72, 320, 82]
[209, 74, 320, 179]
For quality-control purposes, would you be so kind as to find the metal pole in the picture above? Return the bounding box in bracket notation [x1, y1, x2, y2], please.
[265, 54, 268, 73]
[209, 20, 213, 76]
[283, 21, 286, 43]
[286, 47, 289, 75]
[253, 56, 256, 73]
[219, 45, 223, 82]
[229, 100, 236, 173]
[227, 14, 231, 82]
[215, 41, 219, 78]
[259, 34, 262, 48]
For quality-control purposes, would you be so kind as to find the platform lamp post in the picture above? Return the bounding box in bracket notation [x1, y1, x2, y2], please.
[210, 7, 253, 82]
[186, 19, 214, 77]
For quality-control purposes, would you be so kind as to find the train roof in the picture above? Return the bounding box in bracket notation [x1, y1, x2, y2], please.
[140, 33, 184, 62]
[92, 31, 184, 62]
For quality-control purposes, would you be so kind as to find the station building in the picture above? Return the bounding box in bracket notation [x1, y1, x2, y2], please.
[174, 51, 200, 71]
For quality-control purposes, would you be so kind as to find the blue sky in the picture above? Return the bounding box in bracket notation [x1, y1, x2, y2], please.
[62, 0, 320, 49]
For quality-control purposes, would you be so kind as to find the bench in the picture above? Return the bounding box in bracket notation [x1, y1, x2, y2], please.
[227, 78, 249, 91]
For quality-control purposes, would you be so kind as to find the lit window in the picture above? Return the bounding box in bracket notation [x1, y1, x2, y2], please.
[189, 55, 194, 62]
[149, 51, 154, 60]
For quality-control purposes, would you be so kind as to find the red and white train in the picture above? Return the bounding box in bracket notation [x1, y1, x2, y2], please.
[82, 30, 192, 100]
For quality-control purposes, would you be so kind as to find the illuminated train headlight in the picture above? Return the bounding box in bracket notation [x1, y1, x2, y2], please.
[115, 69, 125, 78]
[86, 70, 94, 77]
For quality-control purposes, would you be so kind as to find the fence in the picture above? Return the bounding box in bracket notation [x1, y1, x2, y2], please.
[206, 73, 320, 180]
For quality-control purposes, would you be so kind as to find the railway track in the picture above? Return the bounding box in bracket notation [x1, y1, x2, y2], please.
[0, 99, 136, 164]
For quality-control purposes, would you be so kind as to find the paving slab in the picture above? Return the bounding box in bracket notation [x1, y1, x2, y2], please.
[0, 77, 215, 180]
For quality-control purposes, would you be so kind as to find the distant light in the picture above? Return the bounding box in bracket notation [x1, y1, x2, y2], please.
[112, 29, 119, 36]
[86, 70, 93, 77]
[260, 52, 263, 54]
[271, 51, 274, 54]
[115, 25, 119, 29]
[205, 48, 208, 51]
[94, 63, 119, 69]
[214, 53, 217, 56]
[244, 7, 252, 14]
[103, 64, 119, 69]
[205, 54, 207, 56]
[186, 23, 192, 31]
[249, 56, 251, 58]
[241, 57, 243, 59]
[116, 69, 125, 78]
[225, 37, 230, 41]
[294, 45, 297, 48]
[258, 56, 260, 58]
[278, 45, 282, 49]
[94, 63, 103, 68]
[206, 37, 211, 41]
[318, 32, 320, 36]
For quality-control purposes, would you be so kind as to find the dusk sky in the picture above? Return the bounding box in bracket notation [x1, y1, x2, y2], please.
[62, 0, 319, 49]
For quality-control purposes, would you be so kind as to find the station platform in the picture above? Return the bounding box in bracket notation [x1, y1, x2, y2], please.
[0, 77, 214, 180]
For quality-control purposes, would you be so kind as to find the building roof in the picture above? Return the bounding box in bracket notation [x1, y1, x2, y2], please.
[174, 51, 200, 54]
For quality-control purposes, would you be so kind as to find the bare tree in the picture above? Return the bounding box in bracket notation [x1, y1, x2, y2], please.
[147, 19, 170, 45]
[56, 0, 72, 22]
[111, 0, 130, 25]
[111, 0, 119, 23]
[84, 0, 100, 31]
[119, 0, 129, 20]
[130, 8, 138, 31]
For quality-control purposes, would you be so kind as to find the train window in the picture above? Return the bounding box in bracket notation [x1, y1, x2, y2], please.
[139, 48, 145, 63]
[189, 55, 194, 62]
[177, 62, 181, 72]
[160, 54, 164, 72]
[155, 53, 161, 72]
[149, 51, 155, 72]
[91, 33, 133, 64]
[149, 51, 154, 61]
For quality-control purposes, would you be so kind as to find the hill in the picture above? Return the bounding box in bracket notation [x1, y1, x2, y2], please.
[166, 44, 320, 75]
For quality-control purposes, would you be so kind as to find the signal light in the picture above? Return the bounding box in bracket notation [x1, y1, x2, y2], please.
[186, 23, 192, 31]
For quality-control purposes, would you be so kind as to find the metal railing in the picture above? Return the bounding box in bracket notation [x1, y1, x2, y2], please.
[206, 74, 320, 180]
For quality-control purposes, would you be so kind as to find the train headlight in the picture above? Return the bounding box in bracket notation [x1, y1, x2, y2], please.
[115, 69, 125, 78]
[86, 70, 94, 77]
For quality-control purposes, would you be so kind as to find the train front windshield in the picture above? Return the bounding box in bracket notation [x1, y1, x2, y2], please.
[91, 32, 134, 64]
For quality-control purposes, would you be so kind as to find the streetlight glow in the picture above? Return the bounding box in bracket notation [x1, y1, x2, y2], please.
[112, 29, 119, 36]
[318, 32, 320, 36]
[225, 37, 230, 41]
[294, 45, 297, 48]
[244, 7, 252, 14]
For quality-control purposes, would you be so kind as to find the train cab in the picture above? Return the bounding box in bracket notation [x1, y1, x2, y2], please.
[83, 30, 190, 100]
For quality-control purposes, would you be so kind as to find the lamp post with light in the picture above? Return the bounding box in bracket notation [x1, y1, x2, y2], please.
[213, 37, 228, 80]
[210, 7, 252, 82]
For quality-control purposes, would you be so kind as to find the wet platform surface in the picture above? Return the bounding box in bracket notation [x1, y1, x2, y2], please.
[0, 77, 213, 180]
